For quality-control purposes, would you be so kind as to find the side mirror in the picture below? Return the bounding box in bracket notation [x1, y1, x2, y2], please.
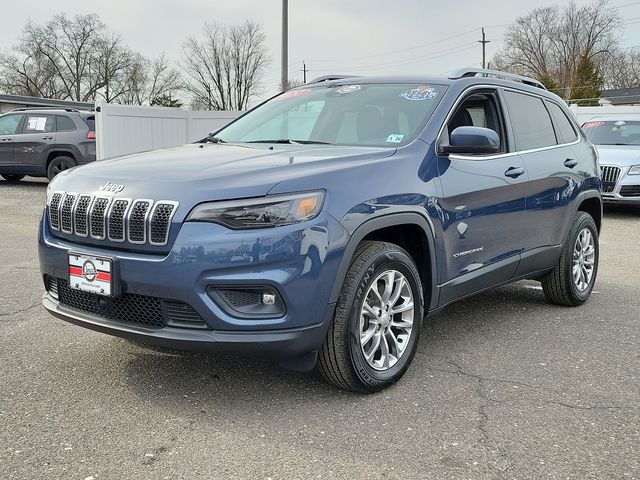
[440, 126, 500, 155]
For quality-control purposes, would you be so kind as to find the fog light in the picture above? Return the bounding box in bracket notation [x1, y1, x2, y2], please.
[262, 293, 276, 305]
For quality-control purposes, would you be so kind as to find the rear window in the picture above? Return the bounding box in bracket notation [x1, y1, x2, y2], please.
[504, 91, 557, 151]
[582, 120, 640, 146]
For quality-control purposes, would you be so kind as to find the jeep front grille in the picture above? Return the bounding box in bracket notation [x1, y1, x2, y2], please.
[48, 191, 178, 247]
[600, 166, 621, 193]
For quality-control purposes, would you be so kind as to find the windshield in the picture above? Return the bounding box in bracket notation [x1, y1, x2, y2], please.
[214, 83, 447, 147]
[582, 120, 640, 146]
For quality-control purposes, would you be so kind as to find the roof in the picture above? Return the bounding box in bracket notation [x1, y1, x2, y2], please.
[599, 88, 640, 106]
[0, 94, 93, 110]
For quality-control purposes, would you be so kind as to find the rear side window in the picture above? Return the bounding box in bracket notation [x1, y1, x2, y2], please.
[83, 115, 95, 131]
[23, 114, 55, 134]
[546, 101, 578, 143]
[504, 91, 557, 151]
[56, 115, 76, 132]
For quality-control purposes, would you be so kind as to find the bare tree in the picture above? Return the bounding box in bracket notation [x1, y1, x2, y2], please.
[120, 53, 183, 105]
[600, 47, 640, 89]
[492, 0, 622, 97]
[181, 21, 270, 110]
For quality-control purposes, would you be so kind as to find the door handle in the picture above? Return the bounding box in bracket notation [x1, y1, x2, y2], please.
[0, 138, 12, 142]
[41, 136, 53, 140]
[564, 158, 578, 168]
[505, 166, 525, 178]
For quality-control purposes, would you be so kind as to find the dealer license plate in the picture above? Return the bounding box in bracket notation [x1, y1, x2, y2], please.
[68, 253, 113, 296]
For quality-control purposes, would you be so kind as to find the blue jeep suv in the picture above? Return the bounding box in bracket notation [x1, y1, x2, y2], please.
[39, 69, 602, 392]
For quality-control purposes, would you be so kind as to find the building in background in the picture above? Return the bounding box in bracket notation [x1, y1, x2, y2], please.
[599, 88, 640, 106]
[0, 94, 92, 114]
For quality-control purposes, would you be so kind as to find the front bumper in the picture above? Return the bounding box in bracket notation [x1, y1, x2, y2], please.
[39, 211, 348, 357]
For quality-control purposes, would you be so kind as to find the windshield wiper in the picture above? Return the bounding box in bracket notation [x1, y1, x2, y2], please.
[245, 139, 332, 145]
[205, 135, 225, 144]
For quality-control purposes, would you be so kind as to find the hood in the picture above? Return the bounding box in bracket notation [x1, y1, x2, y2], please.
[49, 143, 396, 204]
[595, 145, 640, 167]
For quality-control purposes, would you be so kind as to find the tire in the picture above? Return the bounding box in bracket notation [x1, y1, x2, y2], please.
[0, 174, 25, 182]
[47, 156, 76, 180]
[318, 241, 424, 392]
[541, 212, 599, 306]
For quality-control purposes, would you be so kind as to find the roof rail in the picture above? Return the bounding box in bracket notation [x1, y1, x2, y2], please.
[307, 75, 360, 84]
[10, 107, 82, 112]
[448, 68, 546, 90]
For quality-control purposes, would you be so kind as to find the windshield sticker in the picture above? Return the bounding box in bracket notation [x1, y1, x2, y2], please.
[335, 85, 361, 94]
[582, 121, 605, 128]
[386, 134, 405, 143]
[276, 88, 311, 100]
[400, 85, 438, 101]
[615, 120, 626, 126]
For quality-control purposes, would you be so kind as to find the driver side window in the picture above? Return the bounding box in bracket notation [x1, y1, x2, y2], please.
[0, 114, 23, 136]
[445, 92, 506, 154]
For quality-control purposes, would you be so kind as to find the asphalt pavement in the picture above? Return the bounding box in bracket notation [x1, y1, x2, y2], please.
[0, 177, 638, 480]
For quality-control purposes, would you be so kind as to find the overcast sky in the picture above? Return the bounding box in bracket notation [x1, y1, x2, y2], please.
[2, 0, 639, 100]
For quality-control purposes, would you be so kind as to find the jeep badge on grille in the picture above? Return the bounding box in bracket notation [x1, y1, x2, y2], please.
[99, 181, 124, 193]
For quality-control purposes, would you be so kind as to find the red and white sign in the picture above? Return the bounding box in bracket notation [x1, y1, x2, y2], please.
[68, 253, 112, 296]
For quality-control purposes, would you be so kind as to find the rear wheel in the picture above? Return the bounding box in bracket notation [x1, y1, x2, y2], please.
[541, 212, 599, 306]
[1, 174, 25, 182]
[47, 156, 76, 180]
[318, 241, 424, 392]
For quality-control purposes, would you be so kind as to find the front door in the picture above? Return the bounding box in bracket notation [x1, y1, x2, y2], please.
[436, 89, 528, 305]
[13, 113, 56, 175]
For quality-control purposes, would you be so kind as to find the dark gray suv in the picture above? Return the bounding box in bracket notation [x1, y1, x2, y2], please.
[0, 108, 96, 181]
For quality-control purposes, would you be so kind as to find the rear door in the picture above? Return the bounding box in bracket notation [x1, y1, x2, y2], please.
[436, 88, 528, 305]
[0, 114, 24, 171]
[13, 113, 56, 175]
[501, 91, 580, 274]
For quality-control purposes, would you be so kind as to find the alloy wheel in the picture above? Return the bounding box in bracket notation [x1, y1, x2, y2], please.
[573, 227, 596, 291]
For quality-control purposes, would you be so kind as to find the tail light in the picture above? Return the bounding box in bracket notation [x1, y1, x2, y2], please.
[86, 131, 96, 140]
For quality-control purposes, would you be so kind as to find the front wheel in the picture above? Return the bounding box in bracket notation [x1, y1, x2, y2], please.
[318, 241, 424, 392]
[541, 212, 599, 306]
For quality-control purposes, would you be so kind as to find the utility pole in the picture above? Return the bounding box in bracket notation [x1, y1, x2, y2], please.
[301, 61, 308, 83]
[281, 0, 289, 91]
[478, 27, 490, 69]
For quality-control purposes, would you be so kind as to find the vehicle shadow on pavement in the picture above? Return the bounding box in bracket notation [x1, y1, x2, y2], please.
[116, 280, 552, 410]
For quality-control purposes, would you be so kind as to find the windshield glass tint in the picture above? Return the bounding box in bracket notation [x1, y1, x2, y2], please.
[215, 83, 447, 147]
[582, 120, 640, 145]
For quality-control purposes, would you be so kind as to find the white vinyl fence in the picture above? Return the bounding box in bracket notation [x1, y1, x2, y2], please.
[569, 104, 640, 125]
[95, 101, 241, 160]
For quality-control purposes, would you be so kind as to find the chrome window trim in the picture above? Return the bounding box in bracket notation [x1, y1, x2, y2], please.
[89, 196, 112, 240]
[72, 194, 94, 238]
[107, 198, 132, 243]
[60, 192, 78, 234]
[435, 84, 582, 161]
[48, 191, 65, 231]
[127, 199, 154, 245]
[148, 201, 179, 246]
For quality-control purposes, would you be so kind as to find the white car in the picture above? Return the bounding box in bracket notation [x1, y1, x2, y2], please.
[582, 117, 640, 204]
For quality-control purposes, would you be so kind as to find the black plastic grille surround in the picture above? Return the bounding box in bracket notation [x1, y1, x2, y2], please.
[47, 192, 177, 247]
[74, 195, 92, 236]
[150, 203, 176, 244]
[49, 277, 207, 330]
[108, 199, 130, 241]
[90, 197, 110, 238]
[60, 194, 76, 233]
[128, 200, 151, 243]
[49, 193, 63, 230]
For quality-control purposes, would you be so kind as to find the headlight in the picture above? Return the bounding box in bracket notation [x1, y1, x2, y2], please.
[628, 165, 640, 175]
[186, 191, 325, 229]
